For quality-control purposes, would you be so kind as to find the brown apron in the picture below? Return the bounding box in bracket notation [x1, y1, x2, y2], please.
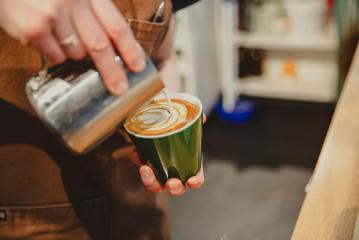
[0, 1, 173, 239]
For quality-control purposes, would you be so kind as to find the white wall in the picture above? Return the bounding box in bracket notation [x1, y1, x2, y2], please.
[178, 0, 221, 114]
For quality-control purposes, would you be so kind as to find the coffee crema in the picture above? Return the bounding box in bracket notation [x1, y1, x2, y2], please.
[124, 98, 199, 136]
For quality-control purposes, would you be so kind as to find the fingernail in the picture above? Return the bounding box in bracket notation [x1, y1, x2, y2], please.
[136, 43, 144, 54]
[169, 181, 179, 190]
[115, 81, 128, 95]
[141, 168, 152, 178]
[133, 58, 146, 72]
[188, 177, 197, 185]
[134, 44, 146, 71]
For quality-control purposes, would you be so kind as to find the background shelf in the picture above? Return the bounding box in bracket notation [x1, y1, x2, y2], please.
[236, 76, 336, 102]
[236, 30, 338, 52]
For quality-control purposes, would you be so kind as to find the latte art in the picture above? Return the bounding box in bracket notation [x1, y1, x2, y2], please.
[124, 98, 199, 136]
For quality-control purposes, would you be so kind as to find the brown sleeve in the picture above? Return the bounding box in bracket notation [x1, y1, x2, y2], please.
[0, 29, 41, 113]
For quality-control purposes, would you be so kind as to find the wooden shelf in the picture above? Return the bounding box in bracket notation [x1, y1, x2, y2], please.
[236, 31, 338, 52]
[237, 56, 338, 102]
[236, 76, 336, 102]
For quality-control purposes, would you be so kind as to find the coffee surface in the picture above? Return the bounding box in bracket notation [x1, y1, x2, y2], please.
[124, 98, 199, 136]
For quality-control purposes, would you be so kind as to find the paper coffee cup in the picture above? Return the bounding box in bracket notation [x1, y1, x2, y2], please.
[124, 93, 203, 185]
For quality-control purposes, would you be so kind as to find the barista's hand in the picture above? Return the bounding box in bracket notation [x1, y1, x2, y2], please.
[131, 152, 204, 196]
[0, 0, 145, 95]
[129, 113, 207, 196]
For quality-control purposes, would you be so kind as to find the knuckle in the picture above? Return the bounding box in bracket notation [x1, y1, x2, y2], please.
[87, 35, 111, 54]
[110, 24, 130, 38]
[47, 0, 67, 16]
[25, 18, 48, 40]
[72, 0, 85, 5]
[52, 0, 65, 7]
[48, 0, 63, 19]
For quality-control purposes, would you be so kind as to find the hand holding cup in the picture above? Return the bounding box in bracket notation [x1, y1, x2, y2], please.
[126, 93, 206, 196]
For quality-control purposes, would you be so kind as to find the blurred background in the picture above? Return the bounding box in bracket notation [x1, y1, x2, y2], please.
[166, 0, 359, 239]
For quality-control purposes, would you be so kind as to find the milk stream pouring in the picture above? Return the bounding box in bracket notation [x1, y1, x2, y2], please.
[26, 55, 164, 154]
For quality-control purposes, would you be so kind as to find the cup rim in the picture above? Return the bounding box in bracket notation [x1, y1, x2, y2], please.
[124, 92, 203, 139]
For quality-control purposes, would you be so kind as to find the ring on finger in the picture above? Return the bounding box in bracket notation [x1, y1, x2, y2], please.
[60, 34, 80, 46]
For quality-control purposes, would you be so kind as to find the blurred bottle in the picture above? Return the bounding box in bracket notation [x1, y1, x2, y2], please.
[252, 0, 285, 33]
[238, 48, 265, 78]
[238, 0, 252, 31]
[238, 0, 286, 33]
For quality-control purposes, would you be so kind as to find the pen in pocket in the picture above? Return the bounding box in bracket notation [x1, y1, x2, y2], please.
[152, 1, 165, 23]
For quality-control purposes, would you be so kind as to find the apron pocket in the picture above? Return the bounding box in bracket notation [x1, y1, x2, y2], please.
[127, 0, 173, 55]
[0, 196, 107, 240]
[129, 19, 168, 55]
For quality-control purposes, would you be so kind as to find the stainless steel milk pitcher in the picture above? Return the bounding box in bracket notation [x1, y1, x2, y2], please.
[26, 55, 164, 154]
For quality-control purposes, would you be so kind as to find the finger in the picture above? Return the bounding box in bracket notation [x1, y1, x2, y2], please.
[186, 164, 204, 189]
[202, 113, 207, 124]
[30, 31, 66, 64]
[129, 148, 145, 167]
[139, 165, 163, 193]
[90, 0, 145, 72]
[166, 178, 185, 196]
[53, 8, 86, 60]
[71, 0, 128, 95]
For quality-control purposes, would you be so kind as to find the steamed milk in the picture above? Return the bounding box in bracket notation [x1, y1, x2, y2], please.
[124, 92, 199, 136]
